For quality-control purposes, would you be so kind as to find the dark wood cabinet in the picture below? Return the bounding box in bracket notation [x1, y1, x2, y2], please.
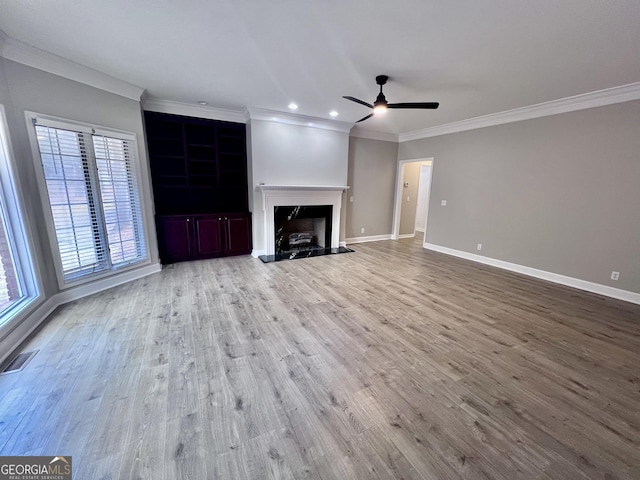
[144, 111, 252, 263]
[156, 216, 192, 262]
[224, 214, 252, 255]
[193, 216, 223, 257]
[156, 213, 251, 263]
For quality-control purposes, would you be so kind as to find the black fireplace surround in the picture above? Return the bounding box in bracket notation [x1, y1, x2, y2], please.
[258, 204, 353, 263]
[275, 205, 332, 253]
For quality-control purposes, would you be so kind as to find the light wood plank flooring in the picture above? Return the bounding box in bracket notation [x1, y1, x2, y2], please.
[1, 235, 639, 479]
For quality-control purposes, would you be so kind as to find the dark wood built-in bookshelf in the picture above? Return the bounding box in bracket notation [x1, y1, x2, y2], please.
[144, 111, 252, 263]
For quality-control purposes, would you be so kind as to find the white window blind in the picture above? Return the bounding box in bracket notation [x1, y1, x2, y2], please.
[93, 135, 146, 265]
[34, 121, 146, 283]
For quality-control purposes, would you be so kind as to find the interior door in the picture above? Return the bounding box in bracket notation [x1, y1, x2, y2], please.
[414, 164, 432, 232]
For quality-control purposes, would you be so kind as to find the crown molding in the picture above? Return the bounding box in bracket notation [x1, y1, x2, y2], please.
[0, 33, 144, 101]
[246, 107, 353, 133]
[142, 97, 246, 123]
[349, 128, 399, 142]
[139, 89, 150, 106]
[399, 82, 640, 143]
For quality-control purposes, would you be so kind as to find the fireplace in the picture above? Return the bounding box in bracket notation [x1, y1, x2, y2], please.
[275, 205, 332, 255]
[257, 185, 351, 261]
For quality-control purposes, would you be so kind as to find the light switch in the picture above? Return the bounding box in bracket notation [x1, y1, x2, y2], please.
[441, 200, 447, 206]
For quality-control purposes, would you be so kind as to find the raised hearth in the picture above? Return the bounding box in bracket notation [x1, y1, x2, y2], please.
[258, 246, 353, 263]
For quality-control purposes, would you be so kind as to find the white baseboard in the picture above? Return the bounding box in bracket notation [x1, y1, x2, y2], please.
[424, 243, 640, 305]
[55, 263, 161, 304]
[0, 296, 58, 366]
[397, 233, 416, 239]
[339, 241, 347, 248]
[346, 234, 392, 244]
[415, 228, 425, 233]
[0, 262, 162, 366]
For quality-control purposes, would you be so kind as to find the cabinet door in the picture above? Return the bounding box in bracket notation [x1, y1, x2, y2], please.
[156, 216, 191, 263]
[224, 214, 252, 255]
[194, 216, 223, 257]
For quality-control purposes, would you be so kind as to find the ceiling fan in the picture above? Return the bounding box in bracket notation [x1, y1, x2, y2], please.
[343, 75, 439, 123]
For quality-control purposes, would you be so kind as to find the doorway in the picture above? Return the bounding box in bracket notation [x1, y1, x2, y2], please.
[392, 158, 434, 243]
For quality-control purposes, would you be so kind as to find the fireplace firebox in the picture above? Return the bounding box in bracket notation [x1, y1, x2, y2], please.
[275, 205, 332, 255]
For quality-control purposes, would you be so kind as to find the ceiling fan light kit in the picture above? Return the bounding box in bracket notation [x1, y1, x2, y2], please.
[344, 74, 439, 123]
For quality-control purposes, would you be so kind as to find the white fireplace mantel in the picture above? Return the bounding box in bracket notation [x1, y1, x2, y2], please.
[259, 185, 349, 256]
[258, 184, 349, 192]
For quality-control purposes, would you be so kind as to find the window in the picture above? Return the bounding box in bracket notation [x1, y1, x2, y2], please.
[31, 116, 147, 285]
[0, 203, 23, 312]
[0, 106, 39, 326]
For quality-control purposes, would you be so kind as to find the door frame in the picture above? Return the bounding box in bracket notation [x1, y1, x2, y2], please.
[391, 157, 434, 240]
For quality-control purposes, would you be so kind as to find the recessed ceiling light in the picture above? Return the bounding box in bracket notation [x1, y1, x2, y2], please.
[329, 111, 339, 117]
[288, 103, 298, 110]
[197, 101, 208, 105]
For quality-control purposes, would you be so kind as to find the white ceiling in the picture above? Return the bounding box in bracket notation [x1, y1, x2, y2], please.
[1, 0, 638, 135]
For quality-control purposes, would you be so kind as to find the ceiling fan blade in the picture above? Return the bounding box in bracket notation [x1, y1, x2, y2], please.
[343, 96, 374, 109]
[388, 102, 439, 109]
[355, 113, 374, 123]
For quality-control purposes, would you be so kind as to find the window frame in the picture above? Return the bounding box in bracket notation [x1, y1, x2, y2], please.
[0, 105, 41, 329]
[26, 111, 151, 290]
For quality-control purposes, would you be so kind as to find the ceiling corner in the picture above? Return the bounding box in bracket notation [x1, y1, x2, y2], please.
[349, 129, 399, 143]
[246, 107, 353, 133]
[143, 97, 247, 123]
[0, 32, 144, 101]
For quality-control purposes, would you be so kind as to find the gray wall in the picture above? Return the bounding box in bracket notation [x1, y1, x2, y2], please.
[248, 119, 349, 252]
[346, 136, 398, 239]
[1, 59, 159, 297]
[399, 101, 640, 294]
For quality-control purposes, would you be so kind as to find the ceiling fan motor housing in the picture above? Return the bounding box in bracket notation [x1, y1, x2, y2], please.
[375, 92, 387, 108]
[376, 75, 389, 85]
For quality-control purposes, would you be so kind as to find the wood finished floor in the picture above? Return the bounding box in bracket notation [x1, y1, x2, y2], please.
[1, 235, 639, 479]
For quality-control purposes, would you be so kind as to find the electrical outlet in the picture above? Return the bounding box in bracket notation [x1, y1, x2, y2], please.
[349, 196, 354, 203]
[611, 271, 620, 281]
[441, 200, 447, 206]
[407, 196, 410, 202]
[477, 243, 482, 251]
[361, 227, 365, 234]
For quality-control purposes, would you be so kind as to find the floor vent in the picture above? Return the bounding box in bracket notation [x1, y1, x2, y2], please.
[1, 350, 38, 375]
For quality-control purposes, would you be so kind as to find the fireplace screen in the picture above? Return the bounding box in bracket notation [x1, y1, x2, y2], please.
[274, 205, 332, 254]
